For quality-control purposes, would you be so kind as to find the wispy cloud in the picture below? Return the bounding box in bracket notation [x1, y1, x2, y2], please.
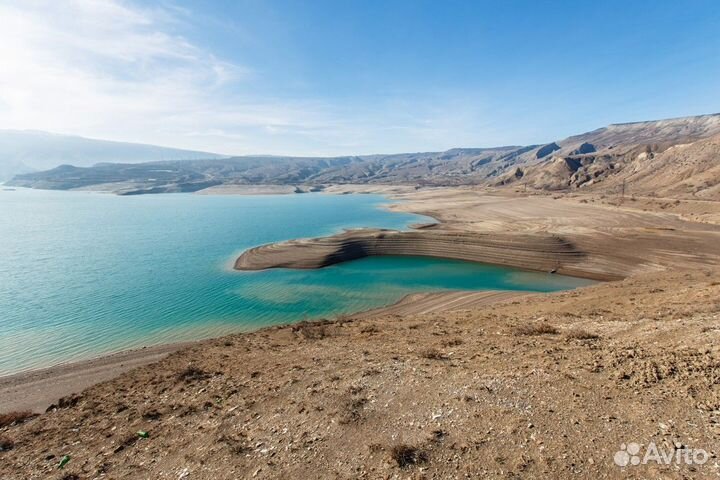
[0, 0, 248, 147]
[0, 0, 496, 155]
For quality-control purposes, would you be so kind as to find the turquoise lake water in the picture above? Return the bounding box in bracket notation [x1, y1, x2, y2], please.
[0, 188, 593, 375]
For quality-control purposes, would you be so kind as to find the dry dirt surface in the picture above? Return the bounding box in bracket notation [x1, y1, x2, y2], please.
[1, 270, 720, 479]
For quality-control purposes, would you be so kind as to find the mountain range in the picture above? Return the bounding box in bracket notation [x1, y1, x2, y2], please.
[7, 113, 720, 198]
[0, 130, 225, 181]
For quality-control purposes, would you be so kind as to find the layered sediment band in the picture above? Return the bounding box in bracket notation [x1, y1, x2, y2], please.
[234, 229, 618, 281]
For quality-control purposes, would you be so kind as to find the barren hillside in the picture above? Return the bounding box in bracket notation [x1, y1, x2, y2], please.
[10, 114, 720, 197]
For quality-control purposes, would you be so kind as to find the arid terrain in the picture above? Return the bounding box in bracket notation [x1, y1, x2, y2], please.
[2, 0, 719, 473]
[3, 113, 720, 478]
[9, 114, 720, 198]
[2, 184, 720, 479]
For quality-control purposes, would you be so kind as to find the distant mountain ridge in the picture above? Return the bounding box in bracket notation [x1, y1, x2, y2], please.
[0, 130, 226, 180]
[8, 113, 720, 198]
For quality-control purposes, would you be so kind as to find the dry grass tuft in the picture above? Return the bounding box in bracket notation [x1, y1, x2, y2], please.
[291, 321, 328, 340]
[0, 435, 14, 451]
[0, 411, 37, 428]
[176, 366, 210, 383]
[565, 329, 601, 341]
[514, 323, 559, 336]
[391, 444, 428, 468]
[339, 396, 368, 424]
[419, 348, 448, 360]
[441, 338, 463, 347]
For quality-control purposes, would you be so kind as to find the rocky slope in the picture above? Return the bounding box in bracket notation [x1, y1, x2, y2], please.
[506, 114, 720, 195]
[9, 113, 720, 196]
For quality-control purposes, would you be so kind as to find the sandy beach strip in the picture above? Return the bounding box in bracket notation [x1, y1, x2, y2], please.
[0, 343, 189, 413]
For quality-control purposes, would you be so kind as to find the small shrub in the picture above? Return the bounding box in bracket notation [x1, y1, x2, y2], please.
[0, 411, 36, 428]
[391, 444, 428, 468]
[419, 348, 448, 360]
[57, 394, 82, 409]
[291, 321, 327, 340]
[176, 366, 210, 382]
[0, 435, 14, 451]
[565, 329, 600, 341]
[430, 429, 447, 442]
[339, 397, 368, 424]
[368, 443, 384, 453]
[514, 323, 559, 336]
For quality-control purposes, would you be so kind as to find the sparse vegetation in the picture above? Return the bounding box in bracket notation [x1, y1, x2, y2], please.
[430, 429, 447, 442]
[339, 396, 368, 424]
[0, 411, 36, 428]
[0, 436, 14, 451]
[2, 270, 720, 478]
[176, 366, 210, 382]
[419, 348, 448, 360]
[291, 320, 328, 340]
[514, 323, 559, 336]
[391, 444, 428, 468]
[565, 329, 600, 340]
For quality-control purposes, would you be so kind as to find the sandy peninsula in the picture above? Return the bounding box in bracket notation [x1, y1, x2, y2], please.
[236, 185, 720, 281]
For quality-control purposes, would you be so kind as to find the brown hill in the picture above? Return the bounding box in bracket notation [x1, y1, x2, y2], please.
[504, 114, 720, 196]
[8, 113, 720, 199]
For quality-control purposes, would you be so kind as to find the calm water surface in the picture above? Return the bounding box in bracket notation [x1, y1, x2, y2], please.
[0, 188, 592, 375]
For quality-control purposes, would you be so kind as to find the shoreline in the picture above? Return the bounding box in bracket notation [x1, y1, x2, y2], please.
[0, 287, 544, 413]
[0, 343, 191, 413]
[0, 187, 442, 412]
[4, 186, 720, 413]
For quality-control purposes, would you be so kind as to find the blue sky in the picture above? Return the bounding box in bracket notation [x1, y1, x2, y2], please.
[0, 0, 718, 155]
